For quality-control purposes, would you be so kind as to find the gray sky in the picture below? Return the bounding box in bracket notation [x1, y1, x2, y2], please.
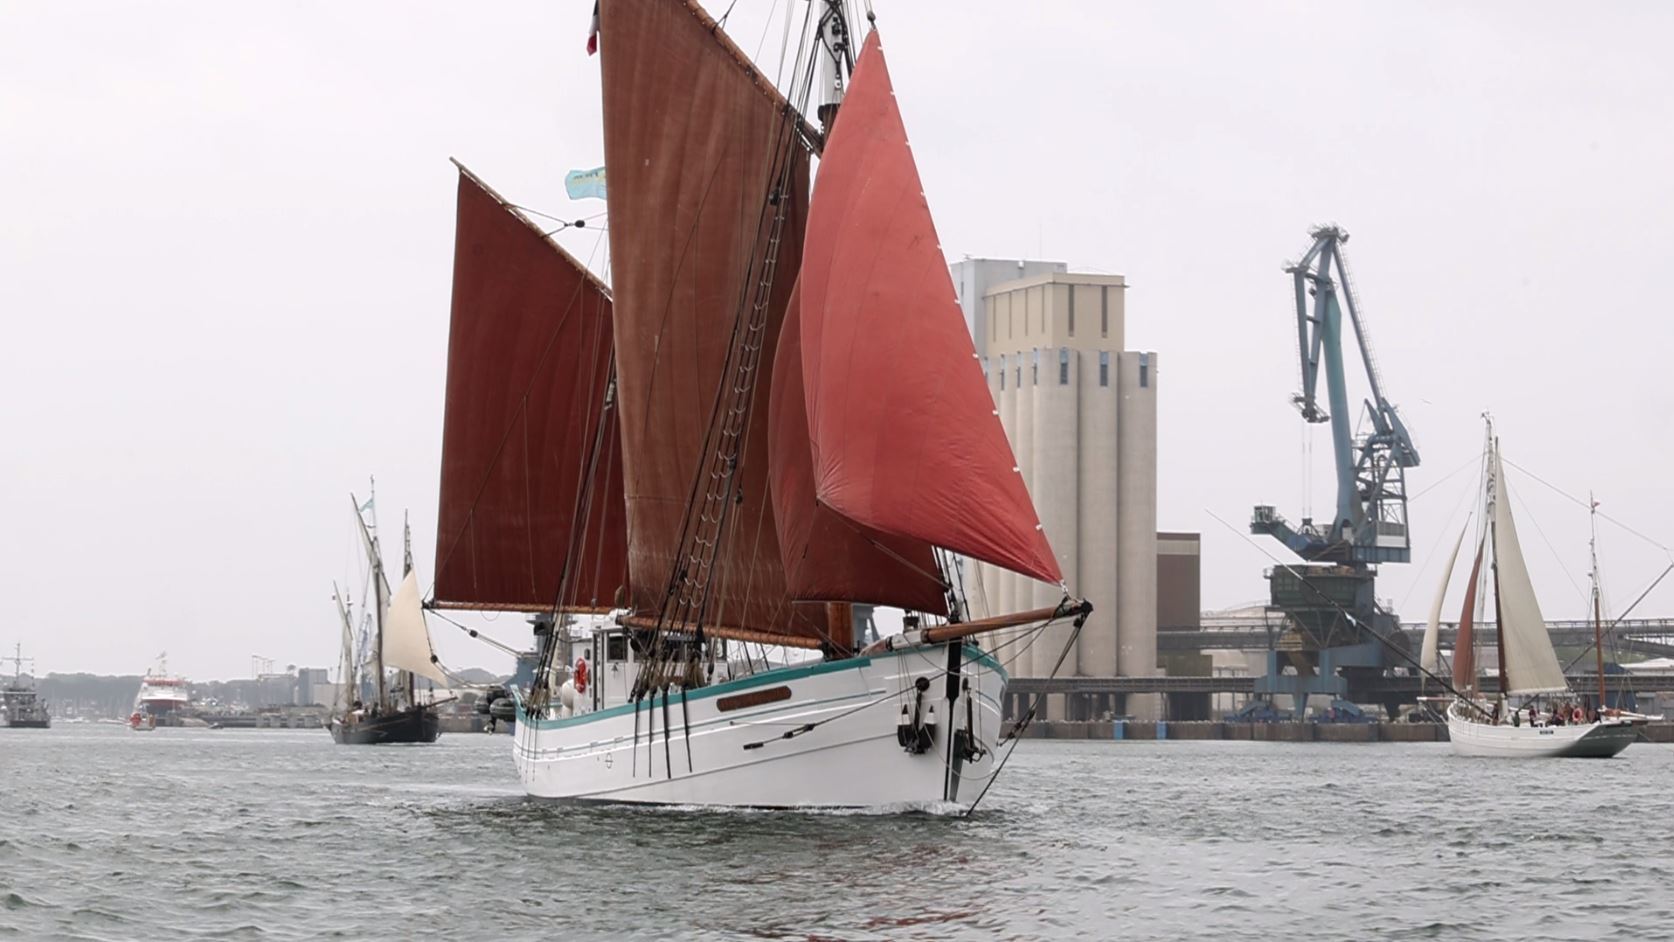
[5, 2, 1672, 680]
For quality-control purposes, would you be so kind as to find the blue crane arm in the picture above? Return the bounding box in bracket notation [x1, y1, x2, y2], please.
[1255, 225, 1417, 564]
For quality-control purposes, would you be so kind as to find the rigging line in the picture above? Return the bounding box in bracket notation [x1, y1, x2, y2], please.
[1510, 481, 1590, 612]
[1393, 477, 1475, 615]
[531, 360, 618, 702]
[962, 613, 1088, 817]
[1205, 508, 1493, 718]
[740, 683, 905, 749]
[716, 0, 740, 29]
[1409, 452, 1486, 503]
[1503, 457, 1674, 556]
[826, 507, 953, 591]
[645, 63, 811, 671]
[1561, 562, 1674, 672]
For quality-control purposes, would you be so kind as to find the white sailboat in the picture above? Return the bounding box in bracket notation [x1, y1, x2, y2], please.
[1427, 422, 1646, 758]
[431, 1, 1087, 808]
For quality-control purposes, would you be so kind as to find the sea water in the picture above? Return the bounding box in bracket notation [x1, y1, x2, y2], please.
[2, 727, 1670, 940]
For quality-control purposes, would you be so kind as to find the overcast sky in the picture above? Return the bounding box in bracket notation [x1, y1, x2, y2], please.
[5, 2, 1672, 680]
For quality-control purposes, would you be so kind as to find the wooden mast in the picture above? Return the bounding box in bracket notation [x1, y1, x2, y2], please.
[1591, 493, 1606, 712]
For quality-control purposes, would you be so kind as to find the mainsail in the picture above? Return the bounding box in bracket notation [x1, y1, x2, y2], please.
[1489, 449, 1568, 694]
[383, 570, 450, 687]
[1421, 522, 1469, 676]
[433, 164, 628, 614]
[794, 33, 1062, 586]
[599, 0, 822, 641]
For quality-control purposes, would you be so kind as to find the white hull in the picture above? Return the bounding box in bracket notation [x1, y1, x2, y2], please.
[514, 643, 1007, 808]
[1447, 702, 1638, 758]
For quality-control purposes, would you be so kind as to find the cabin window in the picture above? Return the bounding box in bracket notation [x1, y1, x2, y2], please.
[606, 633, 628, 663]
[1059, 347, 1070, 385]
[1139, 352, 1150, 388]
[1099, 351, 1110, 387]
[1101, 287, 1109, 338]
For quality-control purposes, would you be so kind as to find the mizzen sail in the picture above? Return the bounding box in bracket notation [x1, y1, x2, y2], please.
[433, 165, 628, 613]
[1489, 449, 1568, 694]
[796, 32, 1061, 586]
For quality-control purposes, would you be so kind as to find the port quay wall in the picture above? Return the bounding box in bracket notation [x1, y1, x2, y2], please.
[1020, 721, 1674, 744]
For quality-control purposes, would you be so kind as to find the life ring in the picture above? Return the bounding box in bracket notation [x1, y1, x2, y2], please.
[1573, 706, 1586, 725]
[573, 657, 589, 694]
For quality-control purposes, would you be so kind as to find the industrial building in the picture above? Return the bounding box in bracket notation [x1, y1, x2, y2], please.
[954, 258, 1194, 722]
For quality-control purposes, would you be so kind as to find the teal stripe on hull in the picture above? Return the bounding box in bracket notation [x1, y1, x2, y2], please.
[521, 642, 1006, 731]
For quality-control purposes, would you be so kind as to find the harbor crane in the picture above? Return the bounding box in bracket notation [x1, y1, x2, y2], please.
[1250, 226, 1422, 717]
[1252, 225, 1420, 563]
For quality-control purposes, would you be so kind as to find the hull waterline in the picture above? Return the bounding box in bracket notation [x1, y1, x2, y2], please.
[330, 706, 441, 745]
[1448, 703, 1638, 758]
[515, 643, 1008, 809]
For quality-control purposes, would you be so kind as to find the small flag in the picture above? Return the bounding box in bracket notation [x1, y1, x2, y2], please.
[586, 2, 599, 55]
[565, 166, 607, 201]
[359, 496, 375, 514]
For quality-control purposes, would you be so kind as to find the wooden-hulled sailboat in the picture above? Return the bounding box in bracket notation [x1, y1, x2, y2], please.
[1430, 422, 1643, 758]
[328, 494, 447, 745]
[434, 1, 1087, 808]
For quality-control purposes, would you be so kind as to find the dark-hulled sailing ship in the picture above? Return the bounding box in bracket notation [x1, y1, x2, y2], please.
[431, 0, 1089, 807]
[328, 490, 447, 745]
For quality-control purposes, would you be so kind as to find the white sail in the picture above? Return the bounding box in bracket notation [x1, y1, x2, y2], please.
[1422, 522, 1470, 675]
[382, 570, 450, 687]
[1490, 448, 1569, 695]
[333, 584, 357, 714]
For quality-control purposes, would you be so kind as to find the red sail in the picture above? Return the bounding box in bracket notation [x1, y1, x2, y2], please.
[797, 32, 1062, 586]
[433, 165, 628, 612]
[767, 281, 949, 615]
[1452, 537, 1486, 692]
[599, 0, 823, 640]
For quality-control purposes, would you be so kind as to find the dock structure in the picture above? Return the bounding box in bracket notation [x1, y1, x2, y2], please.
[1002, 671, 1674, 725]
[1157, 616, 1674, 657]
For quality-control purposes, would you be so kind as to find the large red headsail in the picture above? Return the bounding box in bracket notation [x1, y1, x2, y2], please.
[797, 32, 1062, 586]
[433, 166, 628, 613]
[767, 281, 949, 615]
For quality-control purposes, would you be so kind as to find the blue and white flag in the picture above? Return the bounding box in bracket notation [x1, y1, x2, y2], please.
[565, 166, 607, 201]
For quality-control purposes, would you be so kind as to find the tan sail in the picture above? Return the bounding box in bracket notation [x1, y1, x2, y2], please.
[383, 570, 450, 687]
[1421, 522, 1469, 675]
[1490, 447, 1568, 695]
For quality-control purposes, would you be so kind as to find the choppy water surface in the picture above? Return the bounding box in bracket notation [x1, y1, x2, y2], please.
[2, 727, 1670, 940]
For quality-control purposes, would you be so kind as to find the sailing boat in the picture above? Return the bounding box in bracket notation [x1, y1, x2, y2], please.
[328, 488, 449, 745]
[432, 1, 1088, 807]
[1426, 420, 1644, 758]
